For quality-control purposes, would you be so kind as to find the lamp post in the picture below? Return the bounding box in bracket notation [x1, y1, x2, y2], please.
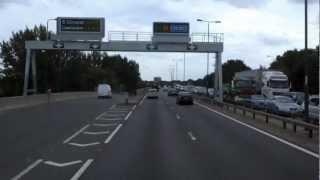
[46, 18, 57, 40]
[197, 19, 221, 96]
[304, 0, 309, 123]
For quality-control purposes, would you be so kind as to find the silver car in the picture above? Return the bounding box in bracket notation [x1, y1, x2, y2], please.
[266, 96, 303, 116]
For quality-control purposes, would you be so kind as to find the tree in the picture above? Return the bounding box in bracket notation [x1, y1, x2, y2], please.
[0, 25, 141, 97]
[269, 46, 319, 94]
[222, 59, 251, 84]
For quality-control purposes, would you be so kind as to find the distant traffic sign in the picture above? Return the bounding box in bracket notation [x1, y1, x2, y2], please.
[152, 22, 190, 44]
[56, 17, 105, 41]
[153, 22, 189, 34]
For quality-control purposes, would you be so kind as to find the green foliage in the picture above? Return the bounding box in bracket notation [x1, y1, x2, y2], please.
[191, 59, 250, 87]
[222, 59, 251, 84]
[0, 25, 141, 97]
[269, 46, 319, 94]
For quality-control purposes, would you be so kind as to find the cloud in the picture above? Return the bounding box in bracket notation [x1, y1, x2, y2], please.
[214, 0, 268, 8]
[0, 0, 30, 8]
[258, 33, 291, 46]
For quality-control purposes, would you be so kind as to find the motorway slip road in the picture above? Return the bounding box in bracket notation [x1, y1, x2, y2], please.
[1, 92, 318, 180]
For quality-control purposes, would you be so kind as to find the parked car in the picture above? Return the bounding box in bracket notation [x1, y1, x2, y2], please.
[147, 88, 159, 99]
[301, 95, 319, 123]
[241, 95, 266, 110]
[168, 88, 178, 96]
[265, 96, 303, 116]
[97, 84, 112, 98]
[176, 91, 194, 105]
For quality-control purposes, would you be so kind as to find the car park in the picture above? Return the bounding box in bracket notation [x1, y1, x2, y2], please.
[147, 88, 159, 99]
[176, 91, 194, 105]
[97, 83, 112, 98]
[265, 96, 303, 116]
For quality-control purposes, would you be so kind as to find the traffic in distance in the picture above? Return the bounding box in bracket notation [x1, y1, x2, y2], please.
[0, 0, 319, 180]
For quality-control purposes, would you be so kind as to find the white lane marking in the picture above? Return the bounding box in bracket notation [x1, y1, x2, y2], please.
[188, 131, 197, 141]
[139, 95, 146, 106]
[63, 124, 90, 144]
[68, 142, 100, 147]
[70, 159, 94, 180]
[104, 124, 123, 143]
[83, 131, 110, 135]
[109, 104, 116, 109]
[92, 123, 118, 127]
[96, 117, 123, 121]
[107, 110, 128, 113]
[102, 114, 125, 118]
[44, 160, 82, 167]
[132, 105, 137, 110]
[124, 111, 133, 121]
[95, 112, 108, 120]
[195, 102, 319, 159]
[11, 159, 43, 180]
[176, 114, 181, 119]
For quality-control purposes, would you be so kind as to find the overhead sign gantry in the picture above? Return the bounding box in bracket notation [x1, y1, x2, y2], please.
[24, 17, 224, 101]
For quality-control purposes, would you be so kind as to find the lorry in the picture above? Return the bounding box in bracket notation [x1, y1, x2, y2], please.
[231, 70, 289, 98]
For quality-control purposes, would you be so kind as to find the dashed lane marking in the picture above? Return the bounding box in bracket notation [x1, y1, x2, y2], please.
[70, 159, 94, 180]
[68, 142, 100, 147]
[195, 101, 319, 159]
[187, 131, 197, 141]
[124, 111, 133, 121]
[176, 114, 181, 119]
[44, 160, 82, 167]
[104, 124, 123, 144]
[63, 124, 90, 144]
[83, 131, 110, 135]
[11, 159, 43, 180]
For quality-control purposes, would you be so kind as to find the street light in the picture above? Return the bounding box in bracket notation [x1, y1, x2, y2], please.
[46, 18, 57, 40]
[197, 18, 221, 96]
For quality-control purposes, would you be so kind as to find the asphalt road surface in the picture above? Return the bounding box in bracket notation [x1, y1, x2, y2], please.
[1, 92, 318, 180]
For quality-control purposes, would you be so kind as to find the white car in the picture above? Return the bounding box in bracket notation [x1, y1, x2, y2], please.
[147, 88, 159, 99]
[97, 84, 112, 98]
[265, 96, 303, 116]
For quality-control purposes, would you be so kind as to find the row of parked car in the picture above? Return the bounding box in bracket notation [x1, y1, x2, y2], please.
[236, 94, 319, 123]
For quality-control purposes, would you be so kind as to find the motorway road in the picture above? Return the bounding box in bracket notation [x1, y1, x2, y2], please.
[1, 91, 318, 180]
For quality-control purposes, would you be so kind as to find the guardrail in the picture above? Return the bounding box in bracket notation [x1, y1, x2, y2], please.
[108, 31, 152, 41]
[196, 96, 318, 138]
[107, 31, 224, 43]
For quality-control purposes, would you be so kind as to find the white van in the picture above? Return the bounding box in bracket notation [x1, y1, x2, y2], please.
[97, 84, 112, 98]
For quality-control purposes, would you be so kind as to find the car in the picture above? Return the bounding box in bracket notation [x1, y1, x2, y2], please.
[301, 95, 319, 124]
[176, 91, 194, 105]
[97, 84, 112, 98]
[147, 88, 159, 99]
[265, 96, 303, 116]
[167, 88, 178, 96]
[241, 95, 267, 110]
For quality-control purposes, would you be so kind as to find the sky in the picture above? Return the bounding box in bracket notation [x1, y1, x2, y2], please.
[0, 0, 319, 81]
